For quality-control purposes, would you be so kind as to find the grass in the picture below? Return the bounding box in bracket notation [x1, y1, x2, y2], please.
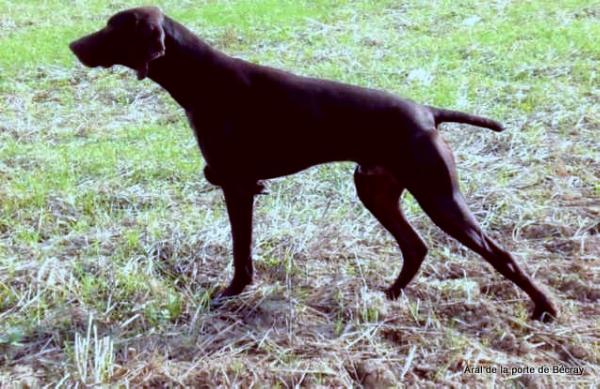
[1, 0, 599, 386]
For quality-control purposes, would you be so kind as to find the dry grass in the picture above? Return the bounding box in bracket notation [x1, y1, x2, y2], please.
[1, 0, 599, 387]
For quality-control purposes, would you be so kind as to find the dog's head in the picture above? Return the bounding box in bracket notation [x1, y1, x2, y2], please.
[69, 7, 165, 80]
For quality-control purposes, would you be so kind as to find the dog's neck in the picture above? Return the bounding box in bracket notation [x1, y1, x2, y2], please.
[146, 16, 243, 110]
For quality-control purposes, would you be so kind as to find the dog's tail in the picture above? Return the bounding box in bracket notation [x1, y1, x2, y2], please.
[430, 107, 505, 132]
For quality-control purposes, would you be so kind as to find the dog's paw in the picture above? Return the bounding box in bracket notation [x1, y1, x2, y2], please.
[209, 288, 237, 309]
[210, 280, 250, 308]
[384, 287, 402, 300]
[531, 300, 559, 323]
[210, 292, 234, 309]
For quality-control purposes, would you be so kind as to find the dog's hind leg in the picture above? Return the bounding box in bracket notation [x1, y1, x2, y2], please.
[414, 190, 558, 321]
[404, 132, 558, 321]
[354, 165, 428, 299]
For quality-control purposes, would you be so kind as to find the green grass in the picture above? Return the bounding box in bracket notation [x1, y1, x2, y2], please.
[1, 0, 599, 386]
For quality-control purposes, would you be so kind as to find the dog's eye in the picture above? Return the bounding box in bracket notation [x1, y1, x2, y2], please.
[106, 13, 132, 29]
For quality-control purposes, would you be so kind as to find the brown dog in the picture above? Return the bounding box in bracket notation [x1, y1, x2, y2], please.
[70, 7, 557, 321]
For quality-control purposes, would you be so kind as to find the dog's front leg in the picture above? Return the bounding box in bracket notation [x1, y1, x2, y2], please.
[217, 185, 256, 300]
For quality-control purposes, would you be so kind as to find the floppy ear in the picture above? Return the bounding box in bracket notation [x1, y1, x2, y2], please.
[135, 10, 165, 80]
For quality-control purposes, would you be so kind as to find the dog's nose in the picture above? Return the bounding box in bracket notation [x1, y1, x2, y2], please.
[69, 39, 82, 55]
[69, 37, 96, 67]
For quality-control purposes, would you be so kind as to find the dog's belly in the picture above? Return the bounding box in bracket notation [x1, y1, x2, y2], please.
[187, 108, 400, 183]
[244, 127, 384, 178]
[251, 154, 349, 180]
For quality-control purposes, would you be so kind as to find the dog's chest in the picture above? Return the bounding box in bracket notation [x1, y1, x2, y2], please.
[185, 110, 241, 167]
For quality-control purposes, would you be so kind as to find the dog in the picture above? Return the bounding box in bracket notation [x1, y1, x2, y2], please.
[70, 6, 557, 321]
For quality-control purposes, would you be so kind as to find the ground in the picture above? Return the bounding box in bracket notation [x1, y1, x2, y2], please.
[0, 0, 598, 386]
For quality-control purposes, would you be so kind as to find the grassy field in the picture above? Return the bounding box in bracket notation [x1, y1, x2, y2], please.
[0, 0, 598, 386]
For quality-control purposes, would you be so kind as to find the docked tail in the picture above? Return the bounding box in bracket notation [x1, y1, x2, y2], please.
[431, 107, 505, 132]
